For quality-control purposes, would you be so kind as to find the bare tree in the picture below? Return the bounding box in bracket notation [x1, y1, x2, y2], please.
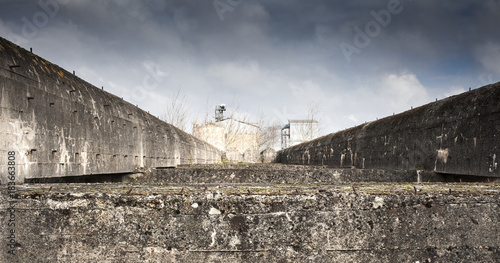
[257, 111, 281, 151]
[222, 105, 257, 151]
[161, 88, 191, 132]
[297, 101, 321, 141]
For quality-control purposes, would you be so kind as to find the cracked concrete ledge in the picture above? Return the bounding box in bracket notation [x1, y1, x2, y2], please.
[131, 164, 498, 185]
[138, 165, 424, 185]
[1, 183, 499, 262]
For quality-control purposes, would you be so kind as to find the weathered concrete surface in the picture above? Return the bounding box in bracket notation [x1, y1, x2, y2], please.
[260, 148, 277, 163]
[1, 183, 498, 262]
[127, 164, 448, 185]
[0, 37, 221, 183]
[278, 82, 500, 177]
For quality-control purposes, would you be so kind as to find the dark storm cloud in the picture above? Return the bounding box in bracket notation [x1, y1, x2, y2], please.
[0, 0, 498, 135]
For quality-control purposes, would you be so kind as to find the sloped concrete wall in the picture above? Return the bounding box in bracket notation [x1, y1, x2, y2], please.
[0, 37, 221, 183]
[278, 83, 500, 177]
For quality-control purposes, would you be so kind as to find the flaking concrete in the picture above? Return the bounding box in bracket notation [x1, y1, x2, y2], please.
[1, 182, 498, 262]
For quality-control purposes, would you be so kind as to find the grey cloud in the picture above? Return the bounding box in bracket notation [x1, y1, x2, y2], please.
[0, 0, 498, 135]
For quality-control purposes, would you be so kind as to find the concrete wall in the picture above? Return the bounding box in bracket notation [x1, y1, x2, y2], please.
[128, 164, 444, 185]
[1, 183, 498, 262]
[278, 82, 500, 178]
[260, 148, 277, 163]
[0, 37, 221, 183]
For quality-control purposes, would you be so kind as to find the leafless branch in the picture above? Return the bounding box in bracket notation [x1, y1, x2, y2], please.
[161, 88, 191, 132]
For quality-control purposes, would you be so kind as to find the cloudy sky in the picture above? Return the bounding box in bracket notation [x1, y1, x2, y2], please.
[1, 0, 499, 135]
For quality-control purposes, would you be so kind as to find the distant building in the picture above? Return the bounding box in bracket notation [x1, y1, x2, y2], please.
[281, 119, 319, 149]
[192, 122, 225, 151]
[219, 118, 260, 162]
[193, 114, 260, 163]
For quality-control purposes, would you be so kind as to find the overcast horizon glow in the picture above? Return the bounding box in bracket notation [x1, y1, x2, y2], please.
[1, 0, 499, 135]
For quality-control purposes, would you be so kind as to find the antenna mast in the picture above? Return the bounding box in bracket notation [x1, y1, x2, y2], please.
[215, 104, 226, 122]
